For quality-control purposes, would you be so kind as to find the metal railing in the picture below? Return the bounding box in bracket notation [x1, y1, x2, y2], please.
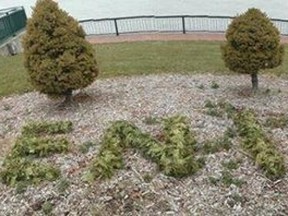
[79, 15, 288, 36]
[0, 7, 27, 44]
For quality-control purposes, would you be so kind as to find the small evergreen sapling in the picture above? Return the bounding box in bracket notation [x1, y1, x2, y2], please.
[221, 8, 284, 92]
[22, 0, 98, 104]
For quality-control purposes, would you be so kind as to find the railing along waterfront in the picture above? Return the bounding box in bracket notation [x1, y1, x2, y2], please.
[79, 15, 288, 36]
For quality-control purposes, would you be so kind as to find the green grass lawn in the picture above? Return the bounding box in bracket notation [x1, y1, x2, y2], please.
[1, 40, 288, 97]
[96, 41, 228, 77]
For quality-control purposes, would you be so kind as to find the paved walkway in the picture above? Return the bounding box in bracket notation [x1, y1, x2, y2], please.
[87, 32, 288, 44]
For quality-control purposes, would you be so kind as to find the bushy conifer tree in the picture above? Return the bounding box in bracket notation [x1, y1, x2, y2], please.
[222, 8, 284, 91]
[22, 0, 98, 103]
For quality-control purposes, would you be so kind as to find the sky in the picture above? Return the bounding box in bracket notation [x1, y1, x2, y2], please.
[0, 0, 287, 20]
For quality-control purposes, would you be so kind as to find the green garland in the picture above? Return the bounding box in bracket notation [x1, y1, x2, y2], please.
[85, 116, 202, 181]
[233, 109, 286, 179]
[0, 121, 72, 187]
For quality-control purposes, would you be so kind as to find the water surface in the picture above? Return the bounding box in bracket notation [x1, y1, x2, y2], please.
[0, 0, 287, 20]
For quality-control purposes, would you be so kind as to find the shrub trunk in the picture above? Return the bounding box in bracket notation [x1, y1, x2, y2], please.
[63, 89, 73, 105]
[251, 73, 258, 92]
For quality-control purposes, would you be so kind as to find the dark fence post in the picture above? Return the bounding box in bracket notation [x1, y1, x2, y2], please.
[182, 16, 186, 34]
[114, 19, 119, 36]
